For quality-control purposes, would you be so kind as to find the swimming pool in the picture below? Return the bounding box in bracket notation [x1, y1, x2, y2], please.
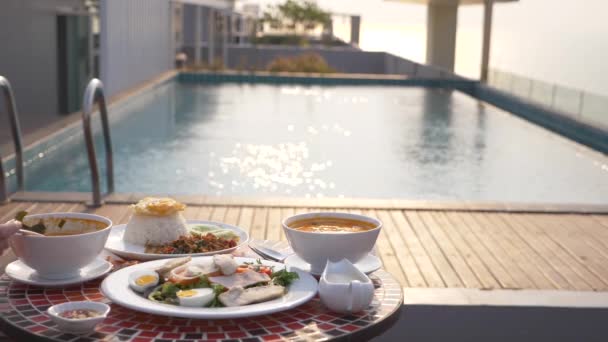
[7, 80, 608, 204]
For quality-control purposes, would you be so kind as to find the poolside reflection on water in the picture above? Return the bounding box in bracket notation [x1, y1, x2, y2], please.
[215, 141, 337, 198]
[16, 82, 608, 204]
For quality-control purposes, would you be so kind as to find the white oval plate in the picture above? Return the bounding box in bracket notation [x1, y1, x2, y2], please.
[101, 257, 318, 319]
[104, 220, 249, 261]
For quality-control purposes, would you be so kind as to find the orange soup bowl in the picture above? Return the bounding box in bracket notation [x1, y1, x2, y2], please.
[9, 213, 113, 279]
[282, 212, 382, 274]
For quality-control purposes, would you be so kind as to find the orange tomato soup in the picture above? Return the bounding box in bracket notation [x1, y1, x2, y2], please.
[289, 218, 377, 233]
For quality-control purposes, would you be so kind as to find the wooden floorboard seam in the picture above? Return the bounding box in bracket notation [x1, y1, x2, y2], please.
[494, 213, 575, 291]
[431, 211, 498, 289]
[405, 211, 462, 287]
[391, 210, 441, 287]
[516, 214, 606, 291]
[441, 212, 511, 289]
[480, 213, 557, 290]
[2, 202, 608, 292]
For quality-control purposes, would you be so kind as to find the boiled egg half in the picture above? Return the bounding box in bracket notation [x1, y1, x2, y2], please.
[176, 288, 215, 307]
[129, 270, 159, 293]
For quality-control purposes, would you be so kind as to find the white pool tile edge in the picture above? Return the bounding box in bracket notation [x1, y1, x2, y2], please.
[403, 288, 608, 308]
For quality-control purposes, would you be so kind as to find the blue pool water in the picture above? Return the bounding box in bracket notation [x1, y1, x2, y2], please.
[11, 81, 608, 204]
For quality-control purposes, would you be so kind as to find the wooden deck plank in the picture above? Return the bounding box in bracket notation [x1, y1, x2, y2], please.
[376, 210, 425, 287]
[441, 212, 517, 289]
[266, 208, 283, 242]
[182, 203, 200, 218]
[0, 202, 19, 219]
[195, 206, 214, 220]
[0, 202, 31, 223]
[417, 211, 481, 288]
[475, 213, 556, 289]
[250, 207, 268, 240]
[591, 215, 608, 228]
[223, 207, 241, 226]
[505, 213, 602, 291]
[391, 210, 444, 287]
[237, 207, 254, 234]
[2, 200, 608, 291]
[360, 209, 408, 286]
[90, 204, 131, 225]
[405, 211, 462, 287]
[562, 215, 608, 255]
[491, 213, 574, 290]
[27, 203, 52, 214]
[454, 212, 535, 289]
[432, 212, 500, 289]
[294, 207, 309, 215]
[530, 214, 608, 287]
[279, 207, 294, 240]
[66, 203, 88, 212]
[28, 202, 61, 215]
[538, 214, 608, 279]
[56, 203, 73, 212]
[210, 206, 227, 222]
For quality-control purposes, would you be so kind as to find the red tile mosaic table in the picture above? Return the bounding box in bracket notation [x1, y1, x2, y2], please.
[0, 269, 402, 341]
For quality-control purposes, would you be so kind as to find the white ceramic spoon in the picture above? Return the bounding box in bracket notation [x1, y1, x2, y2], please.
[18, 229, 44, 237]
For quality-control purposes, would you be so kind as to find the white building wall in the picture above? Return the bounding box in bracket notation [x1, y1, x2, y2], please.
[0, 0, 82, 148]
[100, 0, 173, 97]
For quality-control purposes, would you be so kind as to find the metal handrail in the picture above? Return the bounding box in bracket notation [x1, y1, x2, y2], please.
[0, 76, 24, 203]
[82, 78, 114, 207]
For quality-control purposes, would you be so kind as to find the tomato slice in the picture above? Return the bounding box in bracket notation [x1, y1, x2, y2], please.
[259, 267, 272, 276]
[236, 267, 249, 273]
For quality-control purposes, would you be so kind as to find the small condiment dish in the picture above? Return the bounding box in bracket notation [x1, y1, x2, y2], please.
[318, 259, 375, 314]
[47, 301, 110, 334]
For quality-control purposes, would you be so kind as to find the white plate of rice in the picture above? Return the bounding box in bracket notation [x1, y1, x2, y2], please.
[104, 220, 249, 261]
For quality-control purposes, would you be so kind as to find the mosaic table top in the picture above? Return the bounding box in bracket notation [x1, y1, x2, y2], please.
[0, 269, 402, 342]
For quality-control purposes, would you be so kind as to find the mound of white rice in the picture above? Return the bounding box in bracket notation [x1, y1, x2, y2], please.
[123, 212, 189, 246]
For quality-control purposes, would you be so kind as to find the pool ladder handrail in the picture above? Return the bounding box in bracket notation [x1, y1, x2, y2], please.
[0, 76, 24, 203]
[82, 78, 114, 207]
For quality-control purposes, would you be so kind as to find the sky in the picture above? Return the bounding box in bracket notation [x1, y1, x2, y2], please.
[244, 0, 608, 97]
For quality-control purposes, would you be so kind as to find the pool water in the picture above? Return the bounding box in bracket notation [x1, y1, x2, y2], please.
[17, 82, 608, 204]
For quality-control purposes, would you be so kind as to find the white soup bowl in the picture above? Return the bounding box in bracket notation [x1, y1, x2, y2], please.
[9, 212, 112, 279]
[282, 212, 381, 274]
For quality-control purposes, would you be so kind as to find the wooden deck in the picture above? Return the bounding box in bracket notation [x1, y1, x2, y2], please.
[2, 200, 608, 292]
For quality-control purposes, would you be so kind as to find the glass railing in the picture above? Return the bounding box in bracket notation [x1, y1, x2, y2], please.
[488, 69, 608, 128]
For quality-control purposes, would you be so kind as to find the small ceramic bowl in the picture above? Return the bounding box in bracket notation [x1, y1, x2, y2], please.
[47, 301, 110, 334]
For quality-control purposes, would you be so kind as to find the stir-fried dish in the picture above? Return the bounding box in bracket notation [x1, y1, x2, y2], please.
[145, 233, 237, 254]
[129, 255, 299, 308]
[144, 225, 240, 254]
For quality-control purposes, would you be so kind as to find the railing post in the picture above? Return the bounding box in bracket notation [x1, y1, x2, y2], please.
[550, 84, 557, 108]
[0, 76, 24, 203]
[578, 91, 585, 117]
[82, 78, 114, 207]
